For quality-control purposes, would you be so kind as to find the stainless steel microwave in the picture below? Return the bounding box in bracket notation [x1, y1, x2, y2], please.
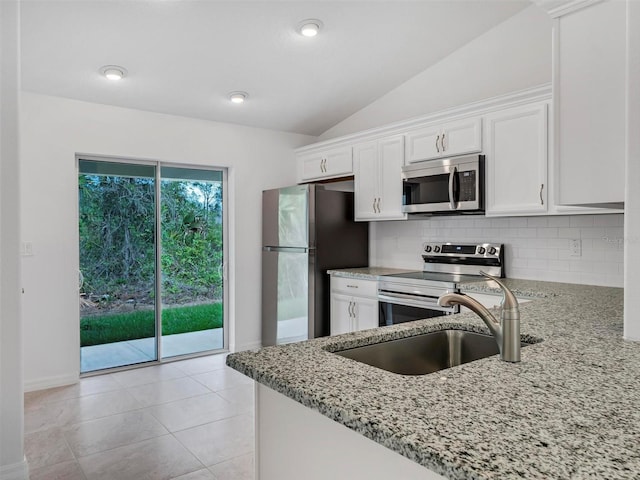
[401, 155, 484, 215]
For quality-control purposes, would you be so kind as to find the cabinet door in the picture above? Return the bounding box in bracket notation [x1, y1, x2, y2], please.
[441, 117, 482, 157]
[298, 151, 325, 182]
[353, 297, 379, 332]
[555, 0, 626, 206]
[377, 136, 407, 220]
[330, 294, 354, 335]
[485, 103, 548, 216]
[298, 146, 353, 182]
[353, 141, 380, 221]
[324, 147, 353, 178]
[405, 125, 442, 163]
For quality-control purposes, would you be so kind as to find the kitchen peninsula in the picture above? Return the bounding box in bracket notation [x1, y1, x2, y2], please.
[227, 277, 639, 479]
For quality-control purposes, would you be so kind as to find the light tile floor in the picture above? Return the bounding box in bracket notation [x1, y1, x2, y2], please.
[25, 353, 255, 480]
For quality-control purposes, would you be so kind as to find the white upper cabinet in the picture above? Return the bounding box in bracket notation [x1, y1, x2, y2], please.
[554, 0, 626, 207]
[405, 117, 482, 164]
[484, 102, 549, 216]
[297, 146, 353, 183]
[353, 135, 406, 221]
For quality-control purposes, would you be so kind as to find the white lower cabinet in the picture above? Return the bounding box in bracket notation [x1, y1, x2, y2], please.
[484, 102, 549, 216]
[353, 135, 406, 221]
[330, 276, 379, 335]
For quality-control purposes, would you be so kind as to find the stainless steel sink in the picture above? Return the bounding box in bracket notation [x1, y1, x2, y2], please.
[335, 329, 529, 375]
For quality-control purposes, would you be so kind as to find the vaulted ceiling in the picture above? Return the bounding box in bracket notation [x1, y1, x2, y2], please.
[21, 1, 530, 136]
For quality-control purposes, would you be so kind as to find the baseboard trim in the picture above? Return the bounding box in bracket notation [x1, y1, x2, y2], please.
[24, 372, 78, 392]
[0, 457, 29, 480]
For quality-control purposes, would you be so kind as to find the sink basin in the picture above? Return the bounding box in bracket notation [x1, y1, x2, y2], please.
[335, 329, 528, 375]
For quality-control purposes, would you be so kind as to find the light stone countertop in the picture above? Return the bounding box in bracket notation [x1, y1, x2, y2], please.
[327, 266, 415, 279]
[227, 277, 639, 479]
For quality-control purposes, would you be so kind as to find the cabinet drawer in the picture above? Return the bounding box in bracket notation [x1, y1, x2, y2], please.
[330, 276, 378, 298]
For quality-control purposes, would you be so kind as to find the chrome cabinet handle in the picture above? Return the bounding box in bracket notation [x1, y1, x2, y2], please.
[372, 198, 376, 213]
[436, 134, 440, 153]
[376, 197, 380, 213]
[448, 166, 457, 210]
[441, 132, 446, 152]
[540, 184, 544, 205]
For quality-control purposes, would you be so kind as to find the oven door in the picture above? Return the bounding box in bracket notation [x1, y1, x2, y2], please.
[377, 291, 458, 327]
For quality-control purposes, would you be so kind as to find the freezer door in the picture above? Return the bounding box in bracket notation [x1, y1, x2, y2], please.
[262, 185, 309, 248]
[262, 248, 309, 346]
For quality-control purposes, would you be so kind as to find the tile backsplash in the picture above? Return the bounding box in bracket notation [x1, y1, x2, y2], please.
[371, 214, 624, 287]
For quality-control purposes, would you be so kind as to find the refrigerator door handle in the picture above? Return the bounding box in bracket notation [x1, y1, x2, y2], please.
[263, 246, 309, 253]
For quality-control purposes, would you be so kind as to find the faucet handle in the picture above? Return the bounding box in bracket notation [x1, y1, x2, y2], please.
[479, 271, 518, 310]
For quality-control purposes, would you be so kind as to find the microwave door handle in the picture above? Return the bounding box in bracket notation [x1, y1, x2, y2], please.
[448, 166, 457, 210]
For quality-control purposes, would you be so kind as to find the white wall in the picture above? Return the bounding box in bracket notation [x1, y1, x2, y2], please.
[0, 1, 28, 478]
[624, 0, 640, 340]
[319, 5, 552, 140]
[20, 92, 314, 390]
[372, 214, 624, 288]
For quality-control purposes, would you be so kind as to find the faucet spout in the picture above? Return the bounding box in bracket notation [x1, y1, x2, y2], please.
[438, 272, 521, 362]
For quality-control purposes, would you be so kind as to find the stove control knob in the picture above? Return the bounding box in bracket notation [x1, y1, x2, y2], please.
[477, 247, 486, 254]
[434, 246, 441, 253]
[424, 245, 432, 253]
[488, 247, 497, 255]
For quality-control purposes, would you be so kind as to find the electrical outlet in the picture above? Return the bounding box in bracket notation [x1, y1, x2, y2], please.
[569, 239, 581, 257]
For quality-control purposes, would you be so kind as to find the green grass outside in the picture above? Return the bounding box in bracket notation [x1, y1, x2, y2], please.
[80, 303, 222, 347]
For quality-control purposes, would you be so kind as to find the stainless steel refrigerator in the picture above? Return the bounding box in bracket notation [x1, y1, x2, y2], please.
[262, 184, 369, 346]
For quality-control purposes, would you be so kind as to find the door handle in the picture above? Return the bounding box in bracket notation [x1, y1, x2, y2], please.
[376, 197, 381, 213]
[448, 166, 457, 210]
[441, 132, 446, 152]
[435, 135, 440, 153]
[372, 198, 376, 213]
[540, 183, 544, 205]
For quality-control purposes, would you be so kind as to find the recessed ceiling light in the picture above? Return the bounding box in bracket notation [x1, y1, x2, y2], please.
[228, 91, 248, 104]
[298, 19, 323, 37]
[100, 65, 127, 81]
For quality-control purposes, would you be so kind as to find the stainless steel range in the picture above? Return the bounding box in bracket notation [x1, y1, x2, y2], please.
[377, 242, 504, 326]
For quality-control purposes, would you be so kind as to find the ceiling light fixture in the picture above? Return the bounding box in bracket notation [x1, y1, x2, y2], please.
[228, 91, 248, 104]
[298, 19, 323, 37]
[100, 65, 127, 81]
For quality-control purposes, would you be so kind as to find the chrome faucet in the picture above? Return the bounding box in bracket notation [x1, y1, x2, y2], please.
[438, 272, 521, 362]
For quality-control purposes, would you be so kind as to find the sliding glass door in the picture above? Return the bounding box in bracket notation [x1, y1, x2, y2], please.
[78, 158, 226, 373]
[160, 167, 224, 358]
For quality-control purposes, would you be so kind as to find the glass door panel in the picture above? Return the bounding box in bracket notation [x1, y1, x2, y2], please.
[276, 250, 308, 344]
[160, 167, 224, 357]
[78, 160, 157, 372]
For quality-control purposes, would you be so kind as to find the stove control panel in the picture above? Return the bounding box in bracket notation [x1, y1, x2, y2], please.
[422, 242, 502, 258]
[421, 242, 505, 277]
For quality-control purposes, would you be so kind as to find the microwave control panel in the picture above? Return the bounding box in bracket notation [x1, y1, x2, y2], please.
[458, 171, 476, 201]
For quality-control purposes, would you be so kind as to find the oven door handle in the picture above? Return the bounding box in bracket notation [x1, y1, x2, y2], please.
[378, 293, 456, 313]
